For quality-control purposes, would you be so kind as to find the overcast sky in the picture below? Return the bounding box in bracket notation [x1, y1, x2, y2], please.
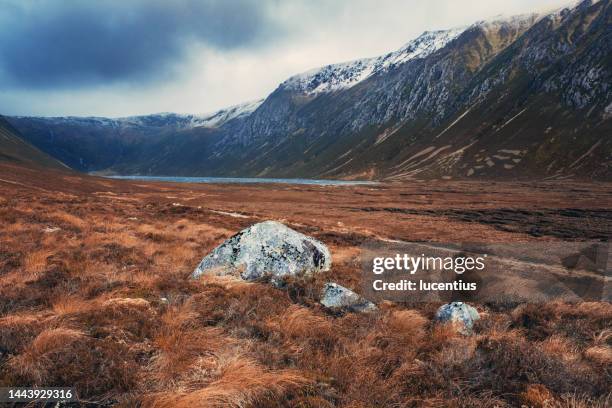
[0, 0, 572, 117]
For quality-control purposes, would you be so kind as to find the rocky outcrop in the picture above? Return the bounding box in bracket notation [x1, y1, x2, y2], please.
[320, 283, 377, 313]
[191, 221, 331, 281]
[435, 302, 480, 335]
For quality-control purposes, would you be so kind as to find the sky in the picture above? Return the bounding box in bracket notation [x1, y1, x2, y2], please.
[0, 0, 572, 117]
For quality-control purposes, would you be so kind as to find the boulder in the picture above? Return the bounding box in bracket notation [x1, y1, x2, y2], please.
[435, 301, 480, 335]
[191, 221, 331, 281]
[320, 282, 377, 313]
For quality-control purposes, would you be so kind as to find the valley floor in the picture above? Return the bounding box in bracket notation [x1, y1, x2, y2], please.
[0, 162, 610, 407]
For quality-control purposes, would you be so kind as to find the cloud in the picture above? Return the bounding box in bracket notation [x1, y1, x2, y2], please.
[0, 0, 281, 89]
[0, 0, 572, 116]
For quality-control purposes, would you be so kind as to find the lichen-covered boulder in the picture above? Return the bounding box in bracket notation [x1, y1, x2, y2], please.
[191, 221, 331, 281]
[320, 282, 377, 313]
[435, 301, 480, 335]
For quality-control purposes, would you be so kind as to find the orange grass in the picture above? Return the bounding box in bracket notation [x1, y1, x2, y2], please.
[0, 174, 610, 407]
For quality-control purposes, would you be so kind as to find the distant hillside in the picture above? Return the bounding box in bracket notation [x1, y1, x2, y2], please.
[7, 100, 261, 173]
[9, 0, 612, 180]
[0, 115, 68, 170]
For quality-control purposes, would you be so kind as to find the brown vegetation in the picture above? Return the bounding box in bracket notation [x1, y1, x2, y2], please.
[0, 163, 610, 406]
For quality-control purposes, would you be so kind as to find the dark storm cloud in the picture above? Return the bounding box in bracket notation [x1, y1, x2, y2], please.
[0, 0, 280, 88]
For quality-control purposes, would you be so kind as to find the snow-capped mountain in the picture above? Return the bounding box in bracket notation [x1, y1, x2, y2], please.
[117, 98, 264, 128]
[278, 12, 548, 97]
[6, 100, 264, 171]
[281, 28, 465, 95]
[7, 0, 611, 180]
[213, 0, 610, 180]
[13, 99, 264, 132]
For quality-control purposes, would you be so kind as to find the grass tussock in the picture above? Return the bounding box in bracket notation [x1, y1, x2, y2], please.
[48, 210, 89, 232]
[24, 249, 54, 276]
[142, 355, 312, 408]
[6, 328, 138, 397]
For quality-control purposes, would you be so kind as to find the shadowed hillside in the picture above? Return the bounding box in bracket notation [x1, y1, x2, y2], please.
[0, 116, 67, 170]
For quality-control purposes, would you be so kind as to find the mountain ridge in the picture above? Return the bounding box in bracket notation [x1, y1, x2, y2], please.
[6, 0, 611, 180]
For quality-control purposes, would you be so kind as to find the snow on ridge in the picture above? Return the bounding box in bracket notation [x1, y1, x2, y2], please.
[279, 6, 567, 97]
[470, 12, 542, 32]
[473, 0, 596, 31]
[14, 99, 264, 130]
[280, 28, 465, 95]
[195, 99, 264, 128]
[112, 99, 264, 128]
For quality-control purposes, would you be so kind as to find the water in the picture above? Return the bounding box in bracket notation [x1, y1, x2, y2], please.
[108, 175, 377, 186]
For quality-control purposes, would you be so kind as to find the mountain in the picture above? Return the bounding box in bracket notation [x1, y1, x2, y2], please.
[208, 0, 610, 180]
[0, 115, 67, 170]
[7, 100, 262, 172]
[7, 0, 612, 180]
[280, 28, 465, 96]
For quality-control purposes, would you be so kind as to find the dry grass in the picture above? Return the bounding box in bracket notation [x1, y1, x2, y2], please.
[584, 345, 612, 365]
[521, 384, 555, 408]
[48, 210, 89, 231]
[275, 305, 334, 339]
[0, 174, 610, 407]
[51, 296, 95, 316]
[2, 221, 28, 235]
[141, 353, 312, 408]
[9, 328, 87, 383]
[23, 249, 53, 275]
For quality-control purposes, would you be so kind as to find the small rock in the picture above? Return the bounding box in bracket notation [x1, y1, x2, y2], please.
[320, 282, 377, 313]
[191, 220, 331, 281]
[435, 301, 480, 335]
[43, 226, 61, 233]
[103, 297, 151, 309]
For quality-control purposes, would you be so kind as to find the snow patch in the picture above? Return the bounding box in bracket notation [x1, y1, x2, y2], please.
[569, 140, 602, 168]
[496, 108, 526, 132]
[499, 149, 522, 155]
[434, 107, 473, 139]
[196, 99, 264, 128]
[15, 99, 264, 131]
[281, 28, 465, 95]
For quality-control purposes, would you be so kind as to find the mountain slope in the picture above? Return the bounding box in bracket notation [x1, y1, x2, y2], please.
[206, 0, 610, 181]
[281, 28, 465, 95]
[8, 0, 612, 180]
[0, 115, 68, 169]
